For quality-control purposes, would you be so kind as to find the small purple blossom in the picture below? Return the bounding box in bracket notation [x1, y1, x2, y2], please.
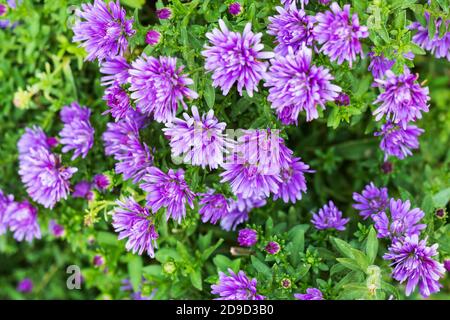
[444, 260, 450, 273]
[294, 288, 324, 300]
[202, 19, 274, 97]
[273, 157, 311, 204]
[267, 6, 315, 56]
[375, 121, 424, 161]
[228, 2, 242, 16]
[156, 8, 171, 20]
[72, 181, 93, 200]
[368, 52, 395, 80]
[335, 93, 350, 106]
[72, 0, 135, 61]
[112, 197, 158, 258]
[211, 269, 265, 300]
[0, 190, 14, 235]
[103, 82, 133, 121]
[237, 228, 258, 247]
[93, 255, 105, 267]
[17, 278, 33, 293]
[145, 29, 160, 46]
[311, 200, 349, 231]
[163, 106, 232, 169]
[352, 182, 389, 219]
[198, 190, 229, 224]
[48, 219, 65, 238]
[140, 167, 195, 223]
[384, 235, 445, 297]
[373, 68, 430, 128]
[59, 102, 94, 160]
[6, 201, 41, 242]
[265, 45, 341, 124]
[373, 198, 426, 240]
[265, 241, 281, 254]
[0, 4, 7, 16]
[220, 195, 266, 231]
[314, 3, 368, 67]
[93, 174, 111, 191]
[129, 54, 198, 123]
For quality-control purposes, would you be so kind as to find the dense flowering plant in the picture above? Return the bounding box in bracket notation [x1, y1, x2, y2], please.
[0, 0, 449, 301]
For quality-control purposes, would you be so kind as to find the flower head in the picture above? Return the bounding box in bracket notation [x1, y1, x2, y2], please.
[93, 255, 105, 267]
[202, 19, 274, 97]
[72, 181, 93, 200]
[18, 126, 57, 157]
[384, 235, 445, 297]
[314, 3, 368, 66]
[129, 54, 198, 123]
[156, 8, 171, 20]
[48, 219, 65, 238]
[368, 52, 395, 80]
[211, 269, 264, 300]
[0, 190, 14, 234]
[267, 6, 315, 56]
[228, 3, 242, 16]
[100, 56, 130, 87]
[140, 167, 195, 223]
[373, 198, 426, 239]
[238, 228, 258, 247]
[59, 102, 94, 160]
[220, 195, 266, 231]
[112, 197, 158, 257]
[294, 288, 324, 300]
[375, 121, 424, 161]
[373, 68, 430, 128]
[352, 182, 389, 219]
[335, 93, 350, 106]
[265, 45, 341, 124]
[6, 201, 41, 242]
[265, 241, 281, 254]
[103, 82, 133, 121]
[93, 174, 111, 191]
[273, 157, 311, 204]
[163, 106, 232, 169]
[72, 0, 135, 61]
[311, 200, 349, 231]
[0, 4, 7, 16]
[198, 190, 229, 224]
[145, 29, 160, 46]
[17, 278, 33, 293]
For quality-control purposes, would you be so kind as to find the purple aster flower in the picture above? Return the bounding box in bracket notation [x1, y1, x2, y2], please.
[373, 68, 430, 128]
[17, 126, 57, 157]
[140, 167, 195, 223]
[156, 8, 171, 20]
[202, 19, 274, 97]
[352, 182, 389, 219]
[17, 278, 33, 293]
[444, 260, 450, 273]
[7, 0, 22, 9]
[18, 146, 77, 209]
[314, 3, 368, 67]
[198, 190, 229, 224]
[145, 29, 160, 46]
[100, 56, 130, 87]
[265, 45, 341, 124]
[102, 115, 154, 183]
[72, 0, 135, 61]
[93, 255, 105, 267]
[93, 174, 111, 191]
[374, 121, 424, 161]
[112, 197, 159, 258]
[238, 228, 258, 247]
[265, 241, 281, 254]
[220, 195, 266, 231]
[59, 102, 94, 160]
[0, 4, 7, 16]
[267, 6, 315, 56]
[129, 54, 198, 123]
[0, 19, 10, 29]
[384, 235, 445, 297]
[368, 52, 395, 80]
[294, 288, 324, 300]
[103, 82, 133, 121]
[0, 190, 14, 235]
[163, 106, 232, 169]
[6, 201, 41, 242]
[373, 198, 426, 239]
[335, 93, 350, 106]
[211, 269, 265, 300]
[72, 181, 93, 200]
[228, 2, 242, 16]
[273, 157, 312, 204]
[409, 13, 450, 61]
[48, 219, 65, 238]
[311, 200, 349, 231]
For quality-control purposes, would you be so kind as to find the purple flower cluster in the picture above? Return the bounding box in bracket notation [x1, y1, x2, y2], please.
[140, 167, 195, 223]
[220, 195, 266, 231]
[375, 122, 424, 160]
[198, 190, 229, 224]
[59, 102, 94, 160]
[294, 288, 324, 300]
[352, 182, 389, 220]
[311, 200, 349, 231]
[237, 228, 258, 247]
[112, 197, 158, 257]
[368, 52, 395, 80]
[211, 269, 264, 300]
[72, 0, 135, 61]
[202, 19, 274, 97]
[265, 45, 341, 125]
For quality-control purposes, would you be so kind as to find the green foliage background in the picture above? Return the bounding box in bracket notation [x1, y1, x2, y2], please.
[0, 0, 449, 300]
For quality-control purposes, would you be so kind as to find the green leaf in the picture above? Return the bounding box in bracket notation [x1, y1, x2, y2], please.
[142, 265, 163, 277]
[198, 231, 212, 252]
[204, 79, 215, 109]
[338, 283, 368, 300]
[365, 227, 378, 264]
[97, 231, 118, 247]
[190, 269, 203, 291]
[332, 237, 355, 259]
[251, 256, 272, 281]
[336, 258, 363, 272]
[288, 225, 308, 265]
[428, 16, 436, 38]
[121, 0, 145, 9]
[433, 188, 450, 207]
[201, 238, 224, 261]
[128, 255, 143, 293]
[155, 248, 182, 263]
